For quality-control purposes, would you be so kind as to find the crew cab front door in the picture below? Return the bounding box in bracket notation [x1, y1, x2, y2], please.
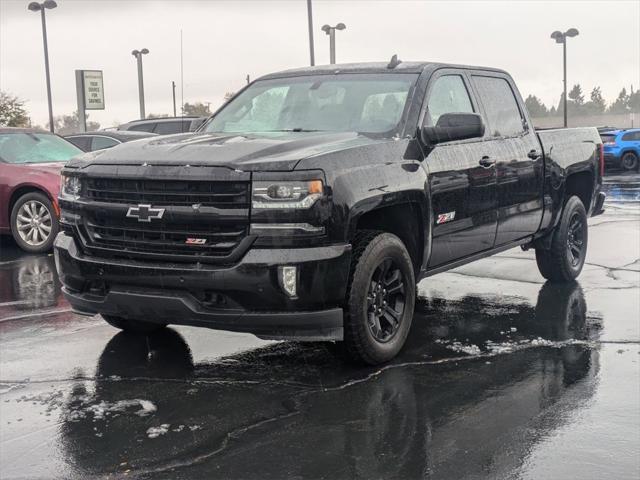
[422, 72, 498, 268]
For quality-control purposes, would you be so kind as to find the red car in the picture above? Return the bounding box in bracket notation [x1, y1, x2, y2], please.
[0, 128, 82, 253]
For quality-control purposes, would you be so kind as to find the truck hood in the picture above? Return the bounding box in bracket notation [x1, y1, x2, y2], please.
[66, 131, 392, 171]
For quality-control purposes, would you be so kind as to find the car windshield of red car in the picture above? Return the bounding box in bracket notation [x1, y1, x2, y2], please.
[0, 133, 82, 164]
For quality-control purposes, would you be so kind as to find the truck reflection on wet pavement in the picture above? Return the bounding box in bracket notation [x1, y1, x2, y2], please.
[1, 174, 638, 479]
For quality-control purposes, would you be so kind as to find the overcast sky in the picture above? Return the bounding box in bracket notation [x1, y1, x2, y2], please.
[1, 0, 638, 128]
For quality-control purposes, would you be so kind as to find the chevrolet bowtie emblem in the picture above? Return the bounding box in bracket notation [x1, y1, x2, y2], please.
[126, 204, 165, 222]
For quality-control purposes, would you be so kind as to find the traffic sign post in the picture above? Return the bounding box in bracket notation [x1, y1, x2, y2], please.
[75, 70, 104, 132]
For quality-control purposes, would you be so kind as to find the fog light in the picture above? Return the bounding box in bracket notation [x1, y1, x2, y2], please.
[279, 266, 297, 298]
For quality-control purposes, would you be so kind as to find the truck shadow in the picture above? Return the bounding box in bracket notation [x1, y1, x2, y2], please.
[58, 281, 600, 478]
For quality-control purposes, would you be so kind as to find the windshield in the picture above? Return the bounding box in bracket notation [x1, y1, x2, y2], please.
[204, 73, 419, 135]
[0, 133, 82, 164]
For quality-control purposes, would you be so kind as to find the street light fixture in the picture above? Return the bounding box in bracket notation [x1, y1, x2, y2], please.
[550, 28, 579, 128]
[131, 48, 150, 119]
[28, 0, 57, 133]
[321, 23, 346, 64]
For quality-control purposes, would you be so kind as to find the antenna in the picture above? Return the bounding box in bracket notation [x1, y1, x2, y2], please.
[387, 54, 402, 69]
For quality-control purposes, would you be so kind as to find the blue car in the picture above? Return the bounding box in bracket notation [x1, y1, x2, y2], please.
[600, 128, 640, 171]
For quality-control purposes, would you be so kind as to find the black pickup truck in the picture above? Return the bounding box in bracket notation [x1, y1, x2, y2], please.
[55, 61, 605, 364]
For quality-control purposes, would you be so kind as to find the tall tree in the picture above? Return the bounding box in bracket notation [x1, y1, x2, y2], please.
[568, 84, 584, 105]
[608, 88, 630, 114]
[627, 86, 640, 113]
[183, 102, 211, 116]
[48, 111, 100, 135]
[524, 94, 548, 117]
[0, 91, 30, 127]
[584, 86, 606, 114]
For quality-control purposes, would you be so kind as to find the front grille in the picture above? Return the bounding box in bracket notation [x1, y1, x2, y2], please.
[76, 176, 252, 263]
[85, 178, 249, 208]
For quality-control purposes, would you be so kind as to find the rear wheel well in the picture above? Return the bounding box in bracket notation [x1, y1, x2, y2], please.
[354, 203, 423, 273]
[564, 171, 594, 211]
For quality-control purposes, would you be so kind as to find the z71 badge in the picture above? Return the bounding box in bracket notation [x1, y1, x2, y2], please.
[436, 212, 456, 224]
[185, 238, 207, 245]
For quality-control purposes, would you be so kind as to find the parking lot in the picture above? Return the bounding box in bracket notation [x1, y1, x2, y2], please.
[0, 172, 637, 479]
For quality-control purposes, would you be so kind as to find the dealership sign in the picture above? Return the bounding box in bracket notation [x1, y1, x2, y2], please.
[75, 69, 104, 132]
[76, 70, 104, 110]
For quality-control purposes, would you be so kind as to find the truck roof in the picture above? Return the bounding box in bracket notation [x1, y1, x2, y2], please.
[258, 61, 509, 80]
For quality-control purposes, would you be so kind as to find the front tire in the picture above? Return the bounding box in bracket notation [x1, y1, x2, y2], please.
[621, 152, 639, 171]
[102, 314, 167, 333]
[343, 231, 416, 365]
[535, 196, 588, 283]
[10, 192, 59, 254]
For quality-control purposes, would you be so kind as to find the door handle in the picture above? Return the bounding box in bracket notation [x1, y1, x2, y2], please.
[479, 156, 496, 168]
[527, 149, 541, 160]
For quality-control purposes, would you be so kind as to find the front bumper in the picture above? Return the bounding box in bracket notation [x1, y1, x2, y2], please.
[54, 233, 350, 340]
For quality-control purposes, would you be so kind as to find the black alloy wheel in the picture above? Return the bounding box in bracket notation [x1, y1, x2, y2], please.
[343, 231, 416, 365]
[366, 258, 406, 343]
[566, 212, 586, 267]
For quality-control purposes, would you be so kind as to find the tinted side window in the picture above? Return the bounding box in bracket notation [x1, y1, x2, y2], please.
[91, 136, 119, 150]
[622, 132, 640, 141]
[472, 76, 524, 137]
[426, 75, 474, 125]
[154, 121, 186, 135]
[128, 123, 156, 132]
[65, 136, 91, 151]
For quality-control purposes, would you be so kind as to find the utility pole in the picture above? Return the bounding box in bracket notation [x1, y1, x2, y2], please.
[307, 0, 315, 66]
[172, 81, 177, 117]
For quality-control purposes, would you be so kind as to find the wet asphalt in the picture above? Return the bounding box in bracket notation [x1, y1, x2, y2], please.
[0, 173, 639, 480]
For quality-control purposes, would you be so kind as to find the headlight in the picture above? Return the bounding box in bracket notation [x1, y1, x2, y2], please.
[60, 174, 82, 200]
[252, 179, 323, 209]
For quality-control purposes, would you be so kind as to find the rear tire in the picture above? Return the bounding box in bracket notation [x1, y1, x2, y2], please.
[102, 314, 167, 333]
[343, 231, 416, 365]
[621, 152, 638, 171]
[535, 196, 588, 283]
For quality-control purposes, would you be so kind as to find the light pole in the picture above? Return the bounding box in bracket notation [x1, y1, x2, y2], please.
[551, 28, 579, 128]
[307, 0, 315, 66]
[321, 23, 346, 64]
[28, 0, 57, 133]
[172, 81, 177, 117]
[131, 48, 149, 119]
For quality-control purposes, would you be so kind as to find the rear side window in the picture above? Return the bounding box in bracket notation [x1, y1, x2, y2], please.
[472, 76, 525, 137]
[154, 121, 187, 135]
[128, 123, 156, 132]
[426, 75, 474, 125]
[91, 136, 119, 150]
[622, 131, 640, 141]
[66, 136, 91, 151]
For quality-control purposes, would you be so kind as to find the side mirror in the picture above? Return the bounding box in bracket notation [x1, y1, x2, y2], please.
[421, 112, 485, 145]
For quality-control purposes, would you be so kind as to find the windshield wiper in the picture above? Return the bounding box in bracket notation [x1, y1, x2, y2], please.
[266, 128, 326, 133]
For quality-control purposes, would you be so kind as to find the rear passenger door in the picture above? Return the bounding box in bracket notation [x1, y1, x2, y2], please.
[423, 71, 498, 268]
[470, 73, 544, 246]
